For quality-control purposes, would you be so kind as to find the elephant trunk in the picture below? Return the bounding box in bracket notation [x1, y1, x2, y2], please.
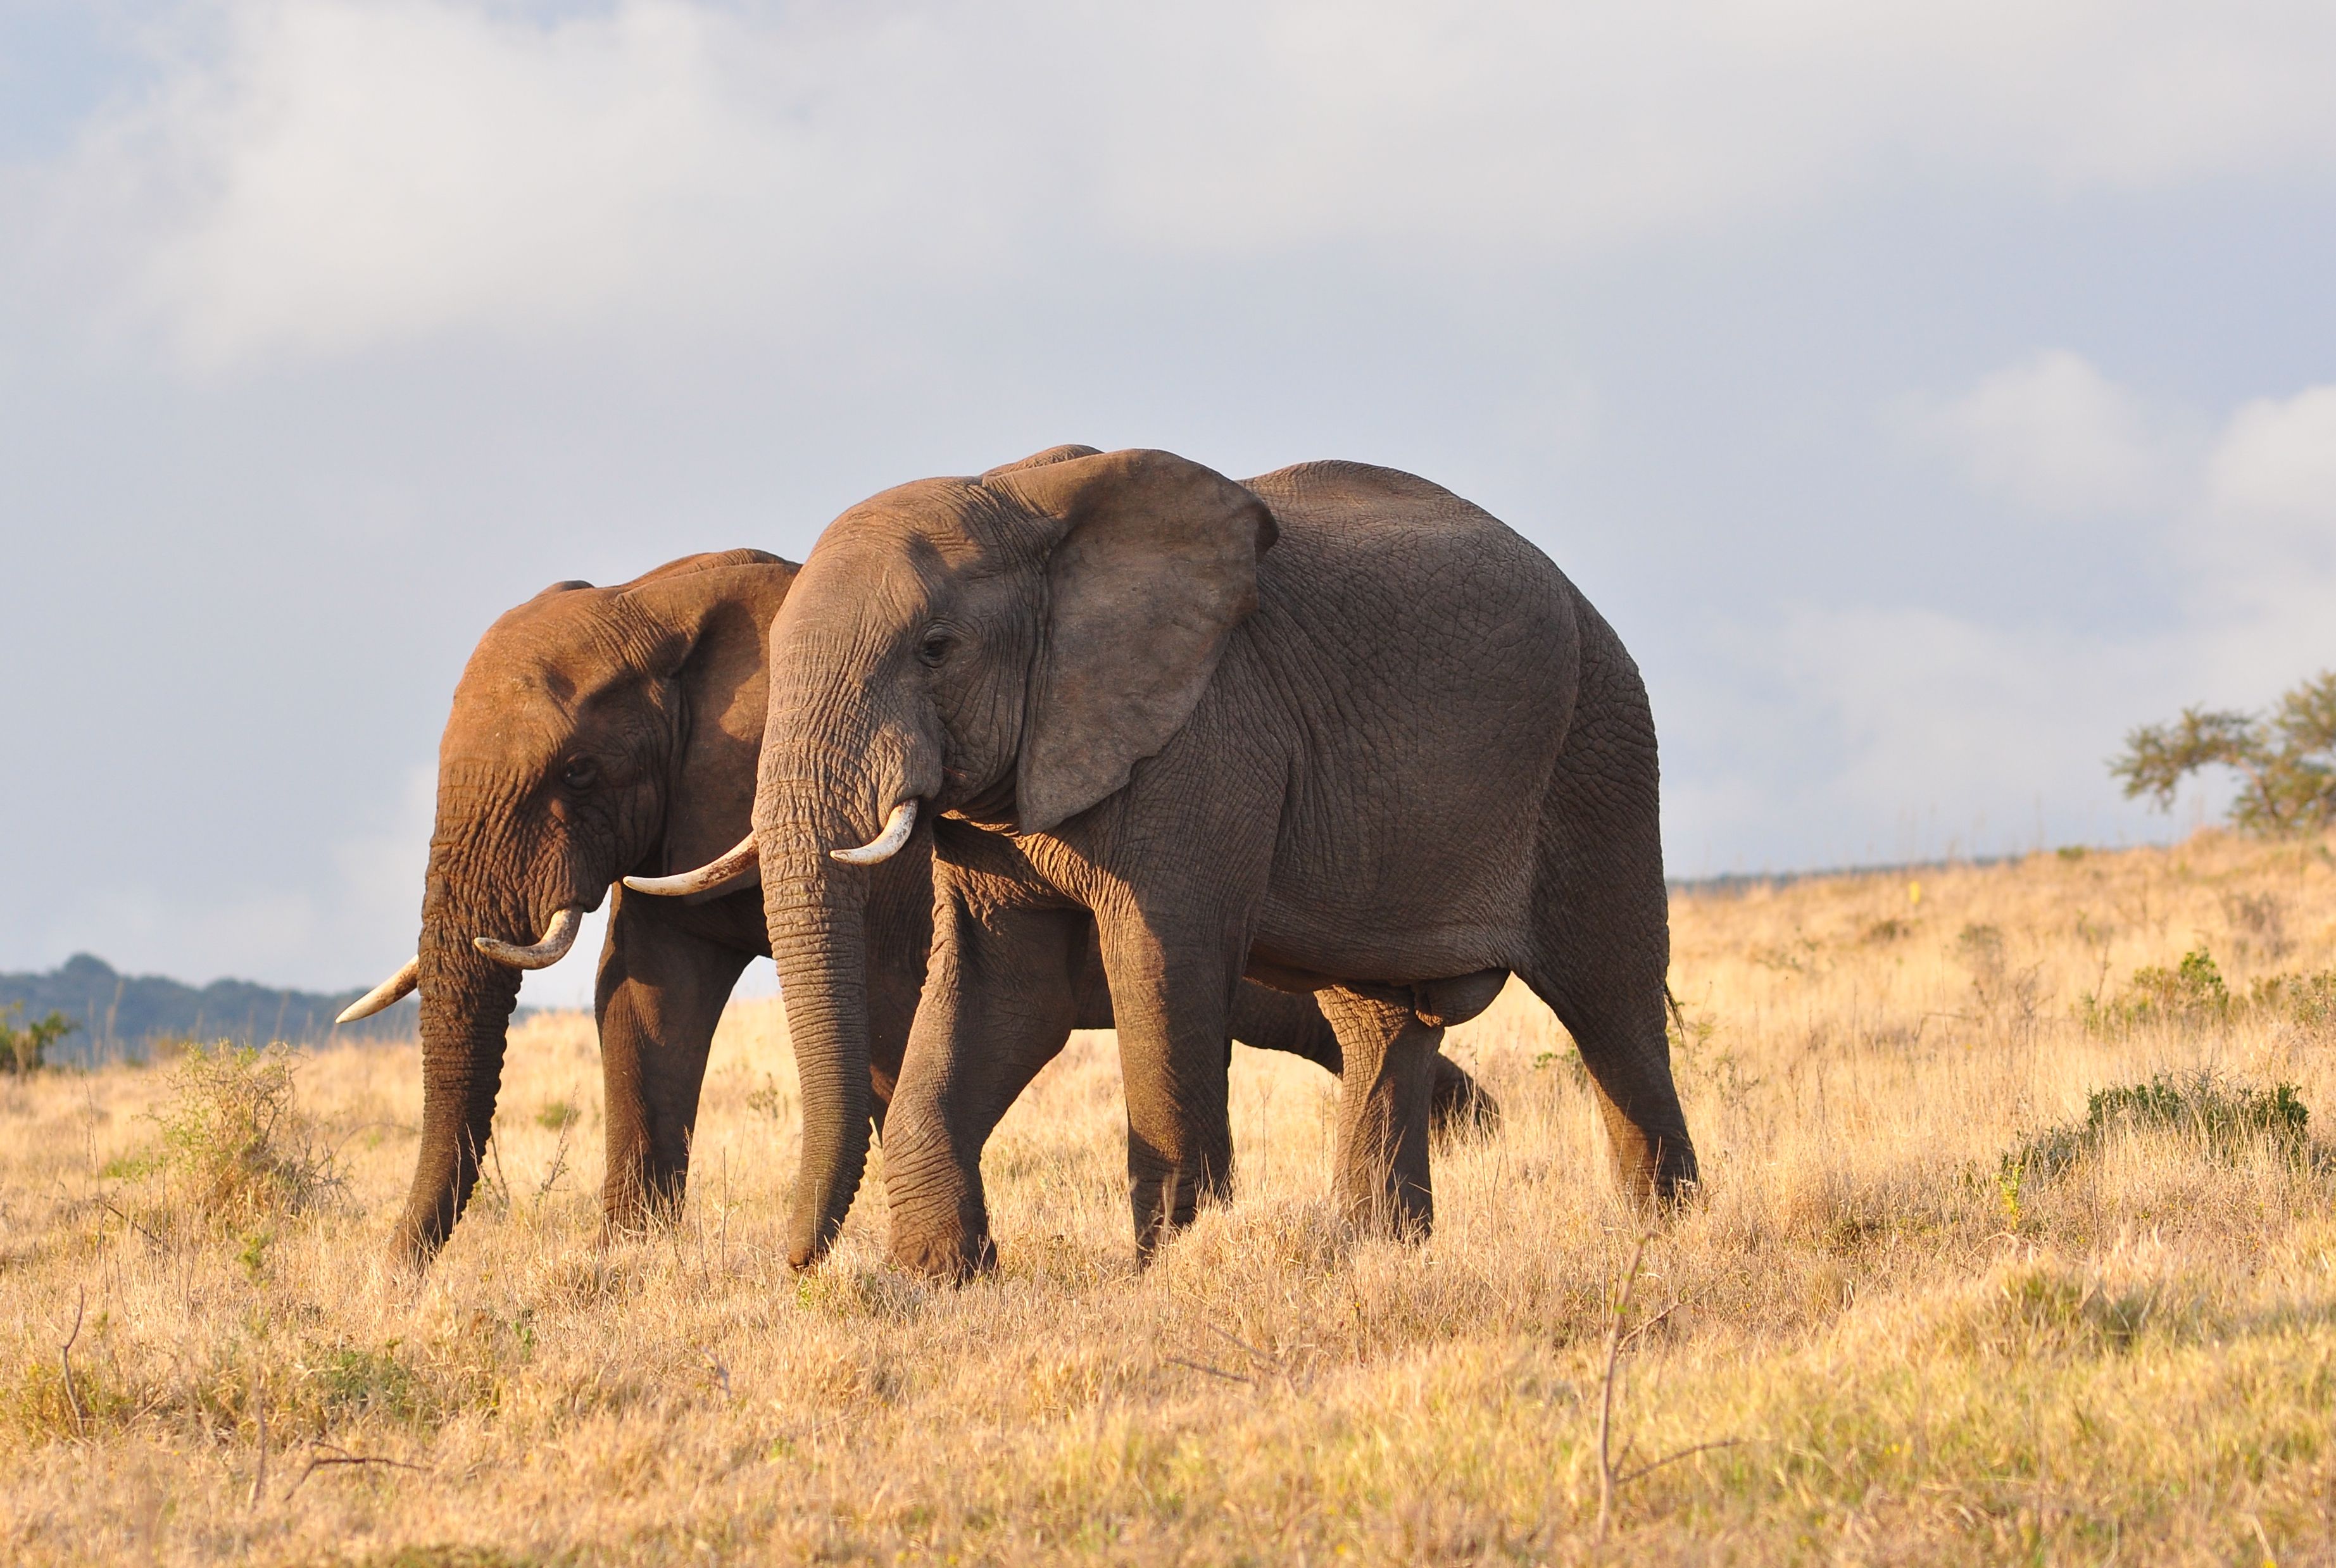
[763, 831, 874, 1270]
[755, 572, 944, 1270]
[755, 687, 936, 1269]
[391, 834, 528, 1270]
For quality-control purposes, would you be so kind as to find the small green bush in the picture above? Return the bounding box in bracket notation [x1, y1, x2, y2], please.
[308, 1342, 423, 1423]
[2128, 948, 2230, 1019]
[2083, 948, 2336, 1038]
[2081, 946, 2230, 1033]
[2001, 1070, 2310, 1196]
[2249, 968, 2336, 1030]
[0, 1002, 76, 1074]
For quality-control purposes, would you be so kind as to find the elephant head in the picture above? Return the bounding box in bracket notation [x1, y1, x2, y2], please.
[349, 549, 793, 1269]
[637, 447, 1277, 1269]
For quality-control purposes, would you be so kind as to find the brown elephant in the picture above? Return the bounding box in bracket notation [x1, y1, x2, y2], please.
[639, 447, 1695, 1279]
[342, 548, 1493, 1269]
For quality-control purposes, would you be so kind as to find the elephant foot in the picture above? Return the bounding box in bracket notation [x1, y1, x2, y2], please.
[888, 1225, 996, 1286]
[599, 1171, 688, 1239]
[1129, 1167, 1228, 1265]
[1604, 1117, 1700, 1211]
[1338, 1179, 1434, 1243]
[1427, 1053, 1499, 1138]
[384, 1227, 436, 1278]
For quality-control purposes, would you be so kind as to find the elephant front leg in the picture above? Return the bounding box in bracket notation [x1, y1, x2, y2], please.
[594, 897, 750, 1233]
[1318, 988, 1440, 1239]
[882, 892, 1084, 1283]
[1094, 910, 1245, 1262]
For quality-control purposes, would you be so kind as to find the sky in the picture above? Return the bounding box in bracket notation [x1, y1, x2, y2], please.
[3, 0, 2332, 1008]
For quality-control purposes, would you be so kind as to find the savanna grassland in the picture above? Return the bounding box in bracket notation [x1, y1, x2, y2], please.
[6, 831, 2336, 1565]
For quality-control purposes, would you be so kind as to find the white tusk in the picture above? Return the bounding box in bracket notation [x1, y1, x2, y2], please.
[473, 906, 585, 969]
[624, 834, 761, 899]
[831, 800, 917, 865]
[336, 957, 418, 1024]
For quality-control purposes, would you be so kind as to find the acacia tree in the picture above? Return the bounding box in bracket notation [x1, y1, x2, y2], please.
[2113, 670, 2336, 836]
[0, 1003, 77, 1074]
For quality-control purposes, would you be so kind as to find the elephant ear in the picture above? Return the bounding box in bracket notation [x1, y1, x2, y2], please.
[990, 448, 1278, 835]
[620, 557, 800, 870]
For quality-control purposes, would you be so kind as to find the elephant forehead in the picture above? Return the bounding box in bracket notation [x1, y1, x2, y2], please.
[443, 663, 665, 765]
[784, 549, 979, 649]
[813, 478, 1036, 567]
[468, 591, 667, 698]
[437, 698, 572, 773]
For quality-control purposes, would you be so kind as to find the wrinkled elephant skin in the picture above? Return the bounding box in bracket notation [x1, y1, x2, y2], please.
[369, 549, 1492, 1269]
[744, 448, 1694, 1279]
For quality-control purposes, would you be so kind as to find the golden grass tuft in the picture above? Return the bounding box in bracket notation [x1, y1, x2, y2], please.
[3, 827, 2335, 1562]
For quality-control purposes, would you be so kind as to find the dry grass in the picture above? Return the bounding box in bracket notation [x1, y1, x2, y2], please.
[5, 828, 2336, 1565]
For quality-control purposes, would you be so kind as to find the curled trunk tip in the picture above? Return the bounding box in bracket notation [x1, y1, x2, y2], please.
[831, 800, 917, 865]
[473, 906, 584, 969]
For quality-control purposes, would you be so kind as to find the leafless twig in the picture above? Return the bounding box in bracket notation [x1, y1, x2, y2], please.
[1618, 1298, 1685, 1355]
[1165, 1355, 1255, 1385]
[1207, 1323, 1284, 1374]
[101, 1198, 166, 1248]
[247, 1370, 267, 1509]
[534, 1116, 574, 1210]
[486, 1123, 513, 1210]
[60, 1286, 87, 1439]
[1595, 1235, 1738, 1541]
[280, 1441, 432, 1501]
[1595, 1234, 1650, 1540]
[1614, 1438, 1744, 1487]
[323, 1119, 406, 1170]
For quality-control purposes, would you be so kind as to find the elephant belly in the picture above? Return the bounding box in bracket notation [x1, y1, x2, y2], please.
[1242, 955, 1509, 1029]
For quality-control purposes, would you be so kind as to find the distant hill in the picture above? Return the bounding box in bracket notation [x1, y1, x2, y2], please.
[0, 953, 424, 1065]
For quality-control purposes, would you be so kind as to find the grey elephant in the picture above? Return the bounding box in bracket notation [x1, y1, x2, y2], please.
[637, 446, 1696, 1281]
[339, 548, 1493, 1268]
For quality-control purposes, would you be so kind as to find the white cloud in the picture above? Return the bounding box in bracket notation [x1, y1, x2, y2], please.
[18, 0, 2336, 365]
[1907, 350, 2182, 517]
[1764, 361, 2336, 865]
[2203, 384, 2336, 542]
[2187, 384, 2336, 691]
[1768, 603, 2177, 841]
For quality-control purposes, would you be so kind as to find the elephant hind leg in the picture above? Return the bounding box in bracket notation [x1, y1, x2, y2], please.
[1317, 988, 1440, 1239]
[1428, 1052, 1500, 1137]
[1517, 643, 1697, 1205]
[1519, 880, 1696, 1205]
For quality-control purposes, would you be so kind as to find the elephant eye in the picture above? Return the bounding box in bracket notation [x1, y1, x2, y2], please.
[918, 627, 953, 667]
[560, 759, 598, 791]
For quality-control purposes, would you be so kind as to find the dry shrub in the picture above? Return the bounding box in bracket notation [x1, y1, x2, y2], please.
[118, 1043, 339, 1231]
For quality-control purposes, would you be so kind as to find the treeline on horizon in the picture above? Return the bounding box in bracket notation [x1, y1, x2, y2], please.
[0, 953, 423, 1064]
